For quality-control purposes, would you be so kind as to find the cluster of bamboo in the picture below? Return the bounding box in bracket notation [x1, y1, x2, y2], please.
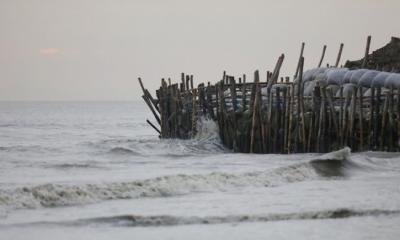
[140, 36, 400, 153]
[215, 66, 400, 153]
[139, 73, 205, 139]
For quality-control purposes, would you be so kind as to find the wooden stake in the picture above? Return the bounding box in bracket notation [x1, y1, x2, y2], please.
[181, 73, 185, 91]
[362, 36, 372, 68]
[298, 57, 306, 152]
[250, 70, 260, 153]
[146, 119, 161, 134]
[358, 86, 364, 151]
[318, 45, 327, 68]
[142, 95, 161, 125]
[269, 54, 285, 88]
[335, 43, 344, 68]
[294, 42, 305, 79]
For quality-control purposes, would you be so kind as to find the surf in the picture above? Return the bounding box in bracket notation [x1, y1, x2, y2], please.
[0, 148, 353, 212]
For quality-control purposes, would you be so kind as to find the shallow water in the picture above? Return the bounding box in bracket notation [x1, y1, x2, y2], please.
[1, 101, 400, 239]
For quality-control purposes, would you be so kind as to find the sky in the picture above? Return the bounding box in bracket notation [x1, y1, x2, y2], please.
[0, 0, 399, 101]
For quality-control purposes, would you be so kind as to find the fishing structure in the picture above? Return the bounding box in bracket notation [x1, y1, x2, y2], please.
[140, 36, 400, 153]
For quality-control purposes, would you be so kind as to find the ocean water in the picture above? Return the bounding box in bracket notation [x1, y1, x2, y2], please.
[0, 101, 400, 240]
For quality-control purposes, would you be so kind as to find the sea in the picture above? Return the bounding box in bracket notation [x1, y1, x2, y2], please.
[0, 101, 399, 240]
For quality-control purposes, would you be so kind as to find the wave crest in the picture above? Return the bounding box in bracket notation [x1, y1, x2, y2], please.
[9, 208, 400, 228]
[0, 151, 352, 211]
[109, 147, 141, 155]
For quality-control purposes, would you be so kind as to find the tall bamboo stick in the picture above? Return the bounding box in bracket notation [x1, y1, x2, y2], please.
[362, 36, 372, 68]
[318, 45, 327, 68]
[335, 43, 344, 68]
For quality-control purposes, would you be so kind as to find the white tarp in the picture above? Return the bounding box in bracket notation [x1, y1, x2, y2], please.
[342, 70, 355, 84]
[326, 85, 340, 96]
[371, 72, 391, 87]
[304, 81, 316, 96]
[300, 68, 397, 91]
[350, 69, 369, 85]
[359, 70, 380, 88]
[338, 83, 357, 97]
[384, 73, 400, 88]
[326, 68, 348, 85]
[298, 67, 328, 83]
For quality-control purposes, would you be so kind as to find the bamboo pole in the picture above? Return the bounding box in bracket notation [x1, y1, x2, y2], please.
[144, 89, 159, 112]
[313, 83, 321, 151]
[326, 89, 339, 141]
[282, 87, 288, 153]
[307, 88, 315, 152]
[269, 54, 285, 88]
[186, 75, 190, 92]
[339, 86, 344, 146]
[181, 73, 185, 92]
[388, 87, 394, 150]
[318, 45, 327, 68]
[317, 85, 325, 152]
[266, 87, 273, 152]
[241, 83, 247, 112]
[276, 87, 283, 153]
[170, 84, 177, 138]
[287, 84, 295, 153]
[397, 87, 400, 151]
[374, 87, 381, 149]
[142, 95, 161, 125]
[369, 87, 375, 148]
[138, 77, 159, 112]
[191, 89, 197, 137]
[294, 42, 305, 79]
[230, 77, 239, 152]
[298, 57, 306, 152]
[176, 84, 182, 137]
[348, 88, 357, 149]
[231, 77, 238, 111]
[362, 36, 372, 68]
[358, 86, 364, 151]
[380, 92, 389, 150]
[146, 119, 161, 135]
[217, 82, 225, 143]
[206, 83, 214, 119]
[190, 75, 194, 90]
[250, 70, 260, 153]
[335, 43, 344, 68]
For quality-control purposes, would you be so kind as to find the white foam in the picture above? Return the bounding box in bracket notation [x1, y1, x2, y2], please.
[194, 117, 220, 142]
[0, 160, 324, 211]
[313, 147, 351, 161]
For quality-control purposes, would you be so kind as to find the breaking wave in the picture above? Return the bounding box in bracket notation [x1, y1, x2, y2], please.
[7, 208, 400, 228]
[309, 147, 352, 177]
[108, 147, 141, 156]
[93, 118, 227, 157]
[47, 163, 104, 170]
[0, 148, 351, 211]
[0, 145, 60, 153]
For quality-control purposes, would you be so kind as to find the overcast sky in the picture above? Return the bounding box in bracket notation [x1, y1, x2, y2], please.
[0, 0, 399, 101]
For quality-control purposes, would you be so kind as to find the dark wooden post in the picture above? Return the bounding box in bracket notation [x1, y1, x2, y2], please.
[362, 36, 372, 68]
[269, 54, 285, 88]
[250, 70, 260, 153]
[358, 86, 364, 150]
[318, 45, 327, 68]
[294, 42, 305, 79]
[181, 73, 185, 92]
[335, 43, 344, 68]
[190, 75, 194, 90]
